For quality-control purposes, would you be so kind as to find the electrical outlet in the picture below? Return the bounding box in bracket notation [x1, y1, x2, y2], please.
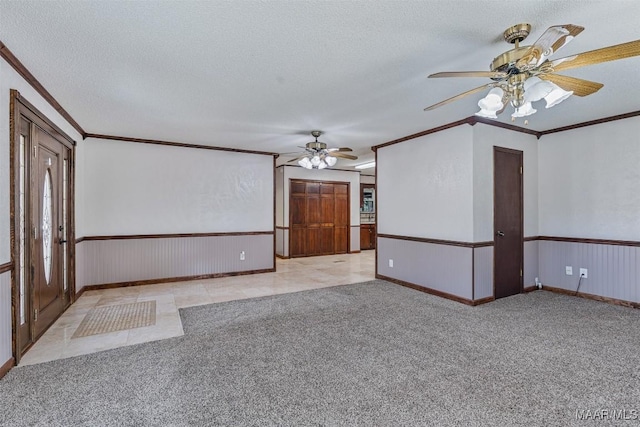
[580, 268, 588, 278]
[565, 266, 573, 275]
[389, 259, 394, 268]
[240, 251, 245, 261]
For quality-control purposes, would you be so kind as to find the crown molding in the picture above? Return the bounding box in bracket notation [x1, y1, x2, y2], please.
[539, 110, 640, 136]
[85, 133, 279, 157]
[372, 110, 640, 151]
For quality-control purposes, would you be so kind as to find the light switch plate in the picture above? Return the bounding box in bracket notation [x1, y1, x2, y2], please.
[565, 266, 573, 275]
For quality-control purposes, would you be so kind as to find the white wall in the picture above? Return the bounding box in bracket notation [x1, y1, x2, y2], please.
[539, 116, 640, 240]
[377, 125, 474, 242]
[472, 124, 539, 242]
[83, 138, 274, 235]
[0, 56, 83, 366]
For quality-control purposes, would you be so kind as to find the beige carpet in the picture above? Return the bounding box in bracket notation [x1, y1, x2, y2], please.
[72, 301, 156, 338]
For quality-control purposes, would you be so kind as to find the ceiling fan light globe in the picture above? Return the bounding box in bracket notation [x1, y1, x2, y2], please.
[298, 157, 312, 169]
[310, 155, 321, 167]
[478, 97, 503, 112]
[511, 102, 537, 118]
[544, 83, 573, 108]
[318, 161, 328, 169]
[524, 77, 554, 102]
[485, 87, 504, 103]
[475, 108, 498, 119]
[325, 156, 337, 166]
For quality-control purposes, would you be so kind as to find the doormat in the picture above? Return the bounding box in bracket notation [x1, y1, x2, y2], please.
[72, 301, 156, 338]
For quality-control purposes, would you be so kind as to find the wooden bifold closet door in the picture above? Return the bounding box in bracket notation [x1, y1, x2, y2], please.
[290, 179, 349, 257]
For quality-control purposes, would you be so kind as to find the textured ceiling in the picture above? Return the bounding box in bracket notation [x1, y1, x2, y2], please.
[1, 0, 639, 169]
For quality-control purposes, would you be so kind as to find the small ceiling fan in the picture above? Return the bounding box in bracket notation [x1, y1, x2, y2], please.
[424, 23, 640, 121]
[287, 131, 358, 169]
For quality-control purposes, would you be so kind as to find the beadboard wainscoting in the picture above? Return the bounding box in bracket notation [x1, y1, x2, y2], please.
[76, 233, 274, 289]
[275, 227, 288, 258]
[524, 239, 539, 289]
[350, 226, 361, 253]
[0, 269, 12, 368]
[473, 246, 493, 300]
[377, 235, 474, 302]
[377, 235, 541, 304]
[538, 238, 640, 304]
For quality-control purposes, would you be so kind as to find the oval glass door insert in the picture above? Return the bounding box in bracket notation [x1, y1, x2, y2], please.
[42, 169, 53, 284]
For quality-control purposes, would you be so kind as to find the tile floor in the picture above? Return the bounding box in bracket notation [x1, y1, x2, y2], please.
[19, 251, 376, 366]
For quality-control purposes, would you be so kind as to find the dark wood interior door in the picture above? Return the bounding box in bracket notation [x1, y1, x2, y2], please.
[289, 179, 349, 257]
[290, 181, 307, 257]
[306, 182, 322, 256]
[33, 128, 67, 338]
[320, 184, 336, 255]
[493, 147, 523, 299]
[333, 184, 348, 254]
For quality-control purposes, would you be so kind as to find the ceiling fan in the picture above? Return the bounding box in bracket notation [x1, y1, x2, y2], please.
[287, 131, 358, 169]
[424, 23, 640, 122]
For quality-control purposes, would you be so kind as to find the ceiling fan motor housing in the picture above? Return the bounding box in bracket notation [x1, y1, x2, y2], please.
[503, 23, 531, 44]
[490, 23, 533, 77]
[491, 46, 531, 76]
[306, 141, 327, 151]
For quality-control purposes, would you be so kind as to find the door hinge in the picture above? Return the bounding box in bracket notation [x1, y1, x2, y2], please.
[520, 166, 523, 174]
[34, 309, 38, 321]
[33, 146, 37, 158]
[520, 268, 523, 277]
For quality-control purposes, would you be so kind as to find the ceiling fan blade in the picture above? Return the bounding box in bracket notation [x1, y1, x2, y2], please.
[549, 39, 640, 72]
[327, 147, 353, 152]
[429, 71, 508, 79]
[424, 84, 494, 111]
[539, 74, 603, 97]
[327, 152, 358, 160]
[516, 24, 584, 70]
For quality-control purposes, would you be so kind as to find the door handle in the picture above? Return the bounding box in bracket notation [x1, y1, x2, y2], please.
[59, 239, 67, 245]
[496, 231, 505, 237]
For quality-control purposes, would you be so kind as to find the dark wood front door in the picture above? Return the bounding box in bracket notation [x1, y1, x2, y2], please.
[11, 92, 75, 364]
[493, 147, 523, 299]
[33, 129, 68, 337]
[290, 179, 349, 257]
[13, 100, 73, 361]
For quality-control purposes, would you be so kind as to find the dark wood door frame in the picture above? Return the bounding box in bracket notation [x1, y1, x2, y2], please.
[289, 178, 350, 257]
[9, 90, 76, 364]
[493, 146, 523, 299]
